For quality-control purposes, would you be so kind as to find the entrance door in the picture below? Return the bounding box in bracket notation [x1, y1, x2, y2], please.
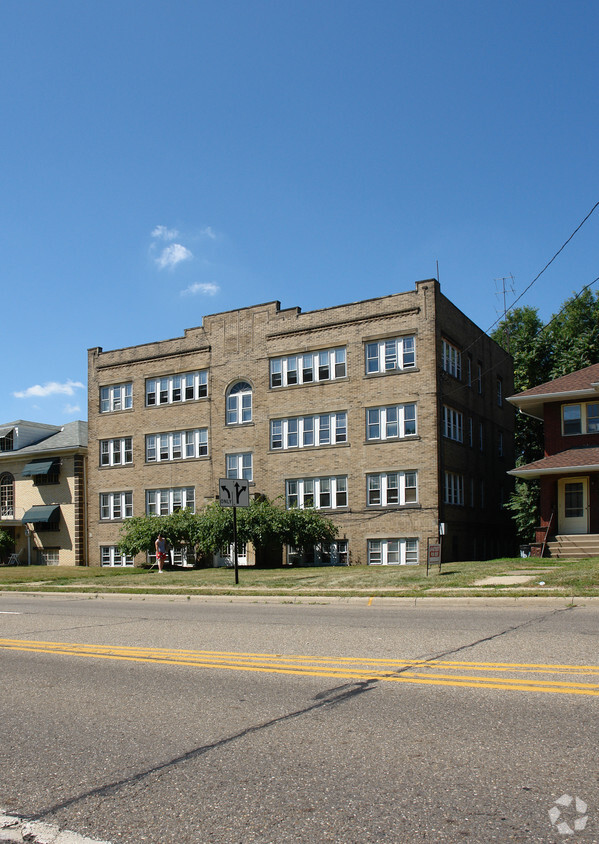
[558, 477, 589, 534]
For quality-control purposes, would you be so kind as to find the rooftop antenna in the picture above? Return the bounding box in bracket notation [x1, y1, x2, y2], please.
[494, 274, 515, 350]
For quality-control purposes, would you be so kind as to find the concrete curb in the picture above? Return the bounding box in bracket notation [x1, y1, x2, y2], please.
[0, 812, 111, 844]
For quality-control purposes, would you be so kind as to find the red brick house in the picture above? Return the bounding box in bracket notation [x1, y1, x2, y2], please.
[508, 363, 599, 556]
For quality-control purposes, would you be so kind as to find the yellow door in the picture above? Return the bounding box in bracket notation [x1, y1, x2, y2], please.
[558, 477, 589, 534]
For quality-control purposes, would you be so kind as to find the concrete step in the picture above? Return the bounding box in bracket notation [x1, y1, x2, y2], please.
[547, 534, 599, 558]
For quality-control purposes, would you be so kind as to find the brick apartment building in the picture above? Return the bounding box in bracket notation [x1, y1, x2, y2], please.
[87, 279, 515, 567]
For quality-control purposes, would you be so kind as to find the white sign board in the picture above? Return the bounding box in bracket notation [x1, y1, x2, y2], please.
[219, 478, 250, 508]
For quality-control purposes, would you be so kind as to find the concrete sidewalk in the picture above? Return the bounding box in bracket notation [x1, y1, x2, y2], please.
[0, 811, 111, 844]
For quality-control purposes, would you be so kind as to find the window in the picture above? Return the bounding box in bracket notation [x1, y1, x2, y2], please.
[100, 492, 133, 520]
[442, 340, 461, 379]
[365, 336, 415, 374]
[467, 355, 472, 387]
[366, 404, 417, 441]
[270, 413, 348, 450]
[0, 473, 14, 517]
[226, 382, 252, 425]
[0, 430, 13, 452]
[145, 371, 207, 406]
[367, 471, 417, 506]
[100, 383, 132, 413]
[496, 377, 503, 407]
[226, 453, 253, 480]
[444, 471, 464, 506]
[367, 538, 418, 566]
[562, 402, 599, 436]
[468, 417, 473, 447]
[285, 476, 348, 510]
[442, 406, 463, 442]
[565, 482, 584, 518]
[100, 438, 133, 467]
[498, 431, 504, 457]
[146, 429, 208, 462]
[101, 547, 134, 567]
[270, 347, 347, 388]
[477, 362, 483, 394]
[146, 487, 195, 515]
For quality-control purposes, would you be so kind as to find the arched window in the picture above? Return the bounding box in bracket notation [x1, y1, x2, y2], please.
[0, 473, 14, 517]
[226, 381, 252, 425]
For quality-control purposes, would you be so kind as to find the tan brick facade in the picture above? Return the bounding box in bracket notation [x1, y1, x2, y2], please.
[87, 279, 515, 566]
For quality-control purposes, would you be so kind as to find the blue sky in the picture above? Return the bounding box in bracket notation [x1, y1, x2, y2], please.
[2, 0, 598, 424]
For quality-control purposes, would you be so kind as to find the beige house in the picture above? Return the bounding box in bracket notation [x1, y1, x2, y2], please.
[0, 420, 88, 565]
[87, 279, 514, 567]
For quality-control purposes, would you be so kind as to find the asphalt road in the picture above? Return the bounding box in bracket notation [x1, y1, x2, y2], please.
[0, 594, 597, 843]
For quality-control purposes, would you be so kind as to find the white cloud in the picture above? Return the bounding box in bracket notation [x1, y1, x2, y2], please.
[151, 225, 179, 241]
[63, 403, 81, 415]
[14, 380, 85, 399]
[181, 282, 220, 296]
[155, 243, 193, 270]
[199, 226, 217, 240]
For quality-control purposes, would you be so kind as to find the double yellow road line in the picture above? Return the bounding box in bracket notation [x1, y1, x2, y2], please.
[1, 638, 598, 696]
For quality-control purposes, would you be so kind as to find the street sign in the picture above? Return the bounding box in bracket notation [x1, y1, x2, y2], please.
[219, 477, 250, 508]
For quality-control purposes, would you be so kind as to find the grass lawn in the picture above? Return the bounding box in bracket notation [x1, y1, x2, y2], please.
[0, 556, 598, 597]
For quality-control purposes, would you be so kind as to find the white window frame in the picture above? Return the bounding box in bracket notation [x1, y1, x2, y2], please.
[100, 437, 133, 467]
[100, 383, 132, 413]
[270, 347, 347, 388]
[367, 538, 419, 566]
[101, 546, 134, 567]
[226, 453, 253, 481]
[442, 406, 463, 442]
[444, 471, 464, 506]
[366, 404, 417, 441]
[442, 340, 462, 379]
[146, 487, 195, 515]
[285, 476, 348, 510]
[145, 371, 208, 406]
[100, 491, 133, 520]
[270, 412, 347, 450]
[366, 471, 418, 506]
[562, 402, 599, 436]
[226, 382, 253, 425]
[365, 336, 416, 374]
[145, 429, 208, 462]
[287, 540, 349, 566]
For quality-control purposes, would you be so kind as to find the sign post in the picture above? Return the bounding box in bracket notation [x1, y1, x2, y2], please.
[427, 539, 442, 576]
[219, 478, 250, 584]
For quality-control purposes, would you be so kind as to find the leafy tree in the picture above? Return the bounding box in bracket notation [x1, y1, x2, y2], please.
[503, 477, 540, 544]
[0, 528, 12, 557]
[546, 287, 599, 379]
[118, 498, 338, 567]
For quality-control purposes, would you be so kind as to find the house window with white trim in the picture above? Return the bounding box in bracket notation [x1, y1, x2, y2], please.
[100, 383, 132, 413]
[226, 382, 252, 425]
[270, 347, 346, 387]
[367, 471, 417, 506]
[442, 406, 463, 442]
[100, 437, 133, 467]
[444, 471, 464, 506]
[146, 487, 195, 515]
[0, 473, 14, 517]
[145, 429, 208, 462]
[270, 412, 347, 450]
[226, 453, 253, 480]
[101, 547, 134, 567]
[285, 476, 348, 510]
[145, 371, 207, 406]
[100, 491, 133, 520]
[442, 340, 461, 379]
[366, 403, 417, 441]
[367, 538, 419, 566]
[562, 402, 599, 435]
[365, 336, 415, 374]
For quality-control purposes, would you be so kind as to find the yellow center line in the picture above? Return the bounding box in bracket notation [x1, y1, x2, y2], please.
[1, 638, 598, 696]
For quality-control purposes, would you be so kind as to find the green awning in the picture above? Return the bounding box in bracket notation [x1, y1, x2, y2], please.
[22, 459, 59, 477]
[22, 505, 60, 524]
